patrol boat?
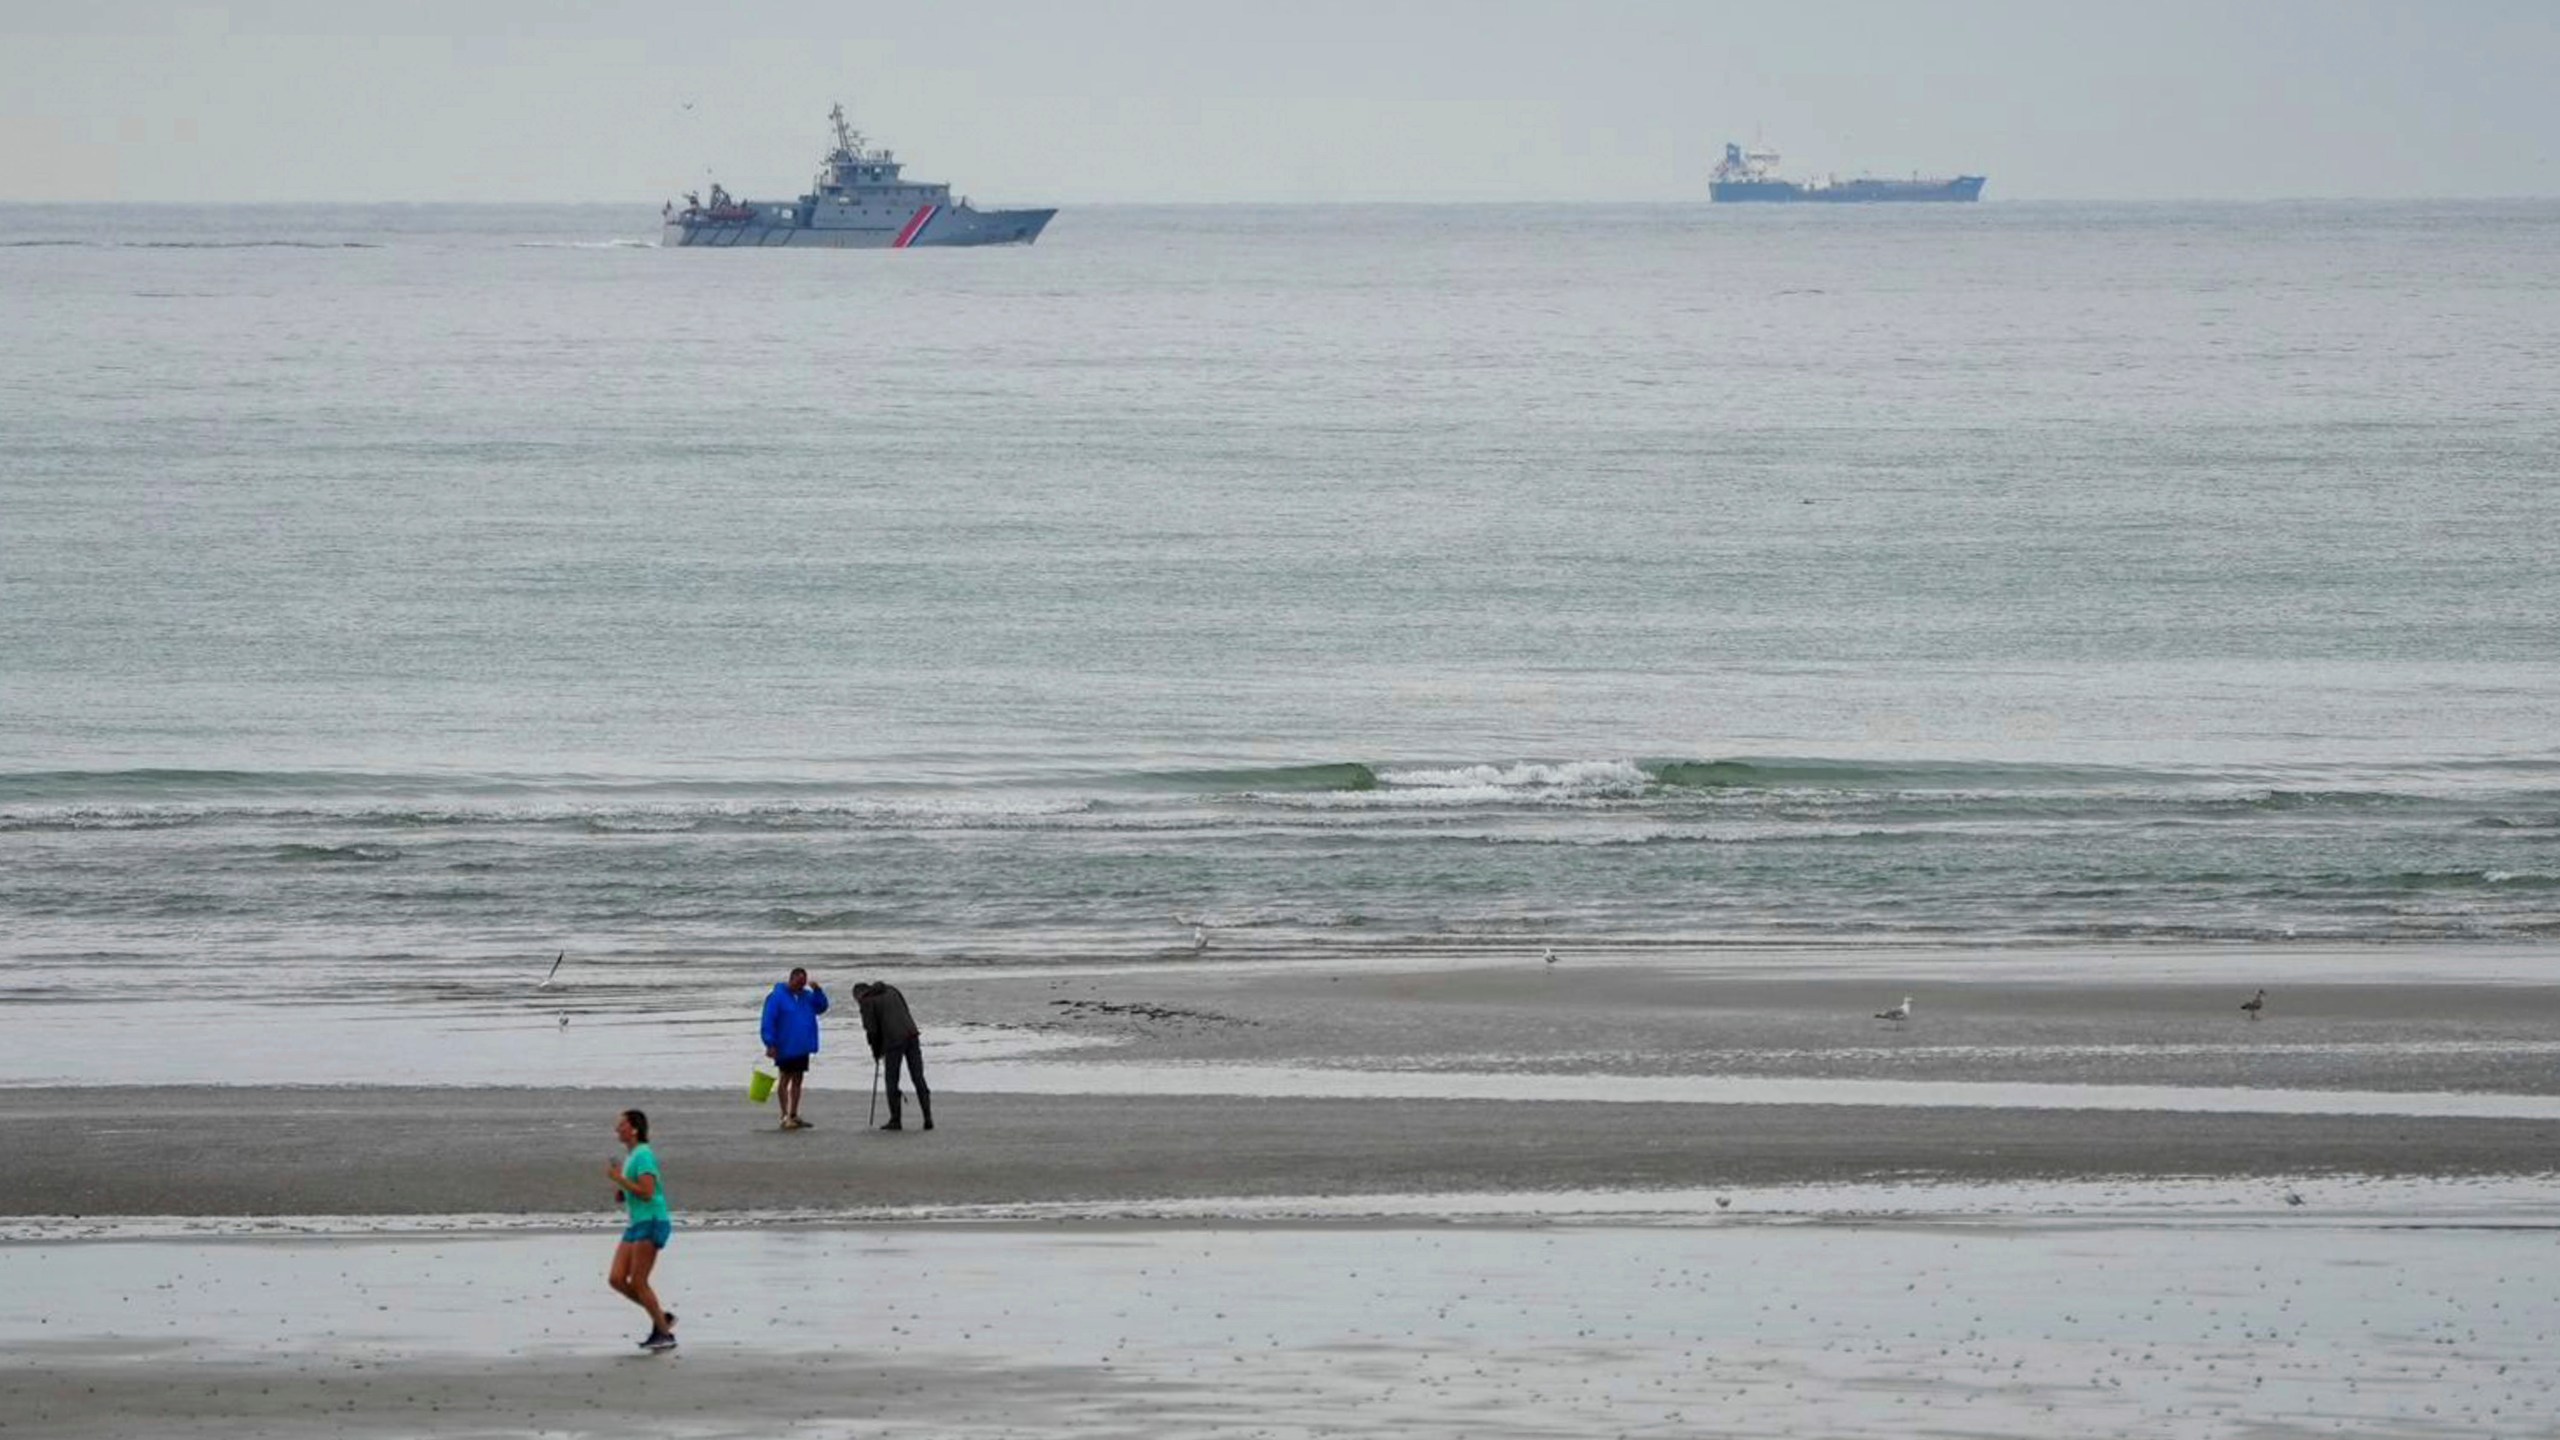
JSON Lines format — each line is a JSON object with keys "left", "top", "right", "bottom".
{"left": 662, "top": 104, "right": 1056, "bottom": 248}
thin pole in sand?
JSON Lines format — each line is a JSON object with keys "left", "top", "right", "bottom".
{"left": 869, "top": 1057, "right": 881, "bottom": 1129}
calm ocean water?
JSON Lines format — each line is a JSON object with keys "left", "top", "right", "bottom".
{"left": 5, "top": 201, "right": 2558, "bottom": 1010}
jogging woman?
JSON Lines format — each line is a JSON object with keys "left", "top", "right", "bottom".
{"left": 606, "top": 1108, "right": 677, "bottom": 1350}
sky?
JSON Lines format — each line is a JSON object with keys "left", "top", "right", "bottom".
{"left": 3, "top": 0, "right": 2556, "bottom": 203}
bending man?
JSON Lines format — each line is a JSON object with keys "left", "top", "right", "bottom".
{"left": 854, "top": 980, "right": 932, "bottom": 1132}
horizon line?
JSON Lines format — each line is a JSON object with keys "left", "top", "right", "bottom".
{"left": 7, "top": 194, "right": 2560, "bottom": 207}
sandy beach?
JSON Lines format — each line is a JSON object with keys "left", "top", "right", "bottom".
{"left": 9, "top": 952, "right": 2560, "bottom": 1436}
{"left": 6, "top": 1086, "right": 2560, "bottom": 1219}
{"left": 8, "top": 1205, "right": 2560, "bottom": 1439}
{"left": 15, "top": 953, "right": 2560, "bottom": 1216}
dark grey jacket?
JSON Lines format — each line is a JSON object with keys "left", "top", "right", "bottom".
{"left": 856, "top": 983, "right": 919, "bottom": 1055}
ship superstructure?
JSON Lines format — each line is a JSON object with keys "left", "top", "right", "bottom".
{"left": 1710, "top": 141, "right": 1984, "bottom": 203}
{"left": 663, "top": 104, "right": 1056, "bottom": 248}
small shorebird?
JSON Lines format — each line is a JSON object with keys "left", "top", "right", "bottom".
{"left": 557, "top": 1012, "right": 570, "bottom": 1029}
{"left": 2241, "top": 988, "right": 2267, "bottom": 1020}
{"left": 1875, "top": 996, "right": 1913, "bottom": 1023}
{"left": 1191, "top": 925, "right": 1209, "bottom": 953}
{"left": 1542, "top": 946, "right": 1557, "bottom": 965}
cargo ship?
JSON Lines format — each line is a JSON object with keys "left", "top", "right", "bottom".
{"left": 1709, "top": 141, "right": 1984, "bottom": 203}
{"left": 662, "top": 103, "right": 1055, "bottom": 248}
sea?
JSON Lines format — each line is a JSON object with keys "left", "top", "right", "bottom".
{"left": 5, "top": 200, "right": 2559, "bottom": 1055}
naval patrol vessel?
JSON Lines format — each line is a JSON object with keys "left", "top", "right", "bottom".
{"left": 662, "top": 104, "right": 1056, "bottom": 248}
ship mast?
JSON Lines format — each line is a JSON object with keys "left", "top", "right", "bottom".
{"left": 829, "top": 102, "right": 862, "bottom": 159}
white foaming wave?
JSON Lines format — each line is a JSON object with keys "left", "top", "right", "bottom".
{"left": 1256, "top": 760, "right": 1654, "bottom": 810}
{"left": 573, "top": 799, "right": 1121, "bottom": 834}
{"left": 1248, "top": 784, "right": 1563, "bottom": 811}
{"left": 1469, "top": 822, "right": 1927, "bottom": 847}
{"left": 1380, "top": 760, "right": 1652, "bottom": 795}
{"left": 0, "top": 806, "right": 202, "bottom": 831}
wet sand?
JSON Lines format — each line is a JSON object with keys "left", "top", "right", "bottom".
{"left": 8, "top": 1218, "right": 2557, "bottom": 1439}
{"left": 6, "top": 1086, "right": 2559, "bottom": 1218}
{"left": 13, "top": 958, "right": 2560, "bottom": 1217}
{"left": 12, "top": 954, "right": 2560, "bottom": 1437}
{"left": 964, "top": 955, "right": 2560, "bottom": 1094}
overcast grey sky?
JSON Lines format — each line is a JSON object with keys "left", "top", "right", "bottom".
{"left": 4, "top": 0, "right": 2555, "bottom": 203}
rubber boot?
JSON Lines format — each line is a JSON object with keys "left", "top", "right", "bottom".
{"left": 919, "top": 1092, "right": 934, "bottom": 1132}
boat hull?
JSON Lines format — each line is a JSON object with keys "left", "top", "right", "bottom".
{"left": 661, "top": 205, "right": 1057, "bottom": 248}
{"left": 1711, "top": 177, "right": 1985, "bottom": 203}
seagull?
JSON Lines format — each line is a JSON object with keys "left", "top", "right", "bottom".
{"left": 557, "top": 1012, "right": 570, "bottom": 1030}
{"left": 1191, "top": 926, "right": 1209, "bottom": 953}
{"left": 1875, "top": 996, "right": 1913, "bottom": 1023}
{"left": 1714, "top": 1195, "right": 1732, "bottom": 1210}
{"left": 2284, "top": 1190, "right": 2305, "bottom": 1207}
{"left": 2241, "top": 988, "right": 2266, "bottom": 1020}
{"left": 535, "top": 951, "right": 565, "bottom": 990}
{"left": 1542, "top": 946, "right": 1558, "bottom": 965}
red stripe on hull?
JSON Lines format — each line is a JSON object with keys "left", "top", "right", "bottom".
{"left": 891, "top": 205, "right": 939, "bottom": 249}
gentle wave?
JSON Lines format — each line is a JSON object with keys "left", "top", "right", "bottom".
{"left": 2372, "top": 868, "right": 2560, "bottom": 892}
{"left": 0, "top": 785, "right": 2544, "bottom": 835}
{"left": 773, "top": 908, "right": 866, "bottom": 931}
{"left": 1130, "top": 762, "right": 1380, "bottom": 793}
{"left": 0, "top": 768, "right": 456, "bottom": 802}
{"left": 1645, "top": 757, "right": 2156, "bottom": 790}
{"left": 0, "top": 239, "right": 383, "bottom": 249}
{"left": 272, "top": 843, "right": 402, "bottom": 864}
{"left": 11, "top": 756, "right": 2557, "bottom": 808}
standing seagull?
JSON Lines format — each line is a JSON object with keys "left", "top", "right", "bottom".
{"left": 535, "top": 951, "right": 565, "bottom": 991}
{"left": 1542, "top": 946, "right": 1557, "bottom": 965}
{"left": 1875, "top": 996, "right": 1913, "bottom": 1023}
{"left": 2241, "top": 988, "right": 2266, "bottom": 1020}
{"left": 1191, "top": 926, "right": 1209, "bottom": 953}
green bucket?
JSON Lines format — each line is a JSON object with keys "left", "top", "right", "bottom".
{"left": 747, "top": 1060, "right": 779, "bottom": 1105}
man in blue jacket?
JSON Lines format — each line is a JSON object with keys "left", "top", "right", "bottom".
{"left": 759, "top": 968, "right": 829, "bottom": 1131}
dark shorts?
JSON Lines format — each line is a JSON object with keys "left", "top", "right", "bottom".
{"left": 621, "top": 1218, "right": 672, "bottom": 1248}
{"left": 775, "top": 1054, "right": 811, "bottom": 1075}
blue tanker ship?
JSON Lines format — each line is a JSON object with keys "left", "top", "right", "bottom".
{"left": 1710, "top": 141, "right": 1985, "bottom": 203}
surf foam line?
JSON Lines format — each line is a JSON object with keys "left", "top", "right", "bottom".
{"left": 13, "top": 1174, "right": 2560, "bottom": 1242}
{"left": 958, "top": 1059, "right": 2560, "bottom": 1120}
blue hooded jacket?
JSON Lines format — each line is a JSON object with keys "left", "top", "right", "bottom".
{"left": 760, "top": 981, "right": 829, "bottom": 1058}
